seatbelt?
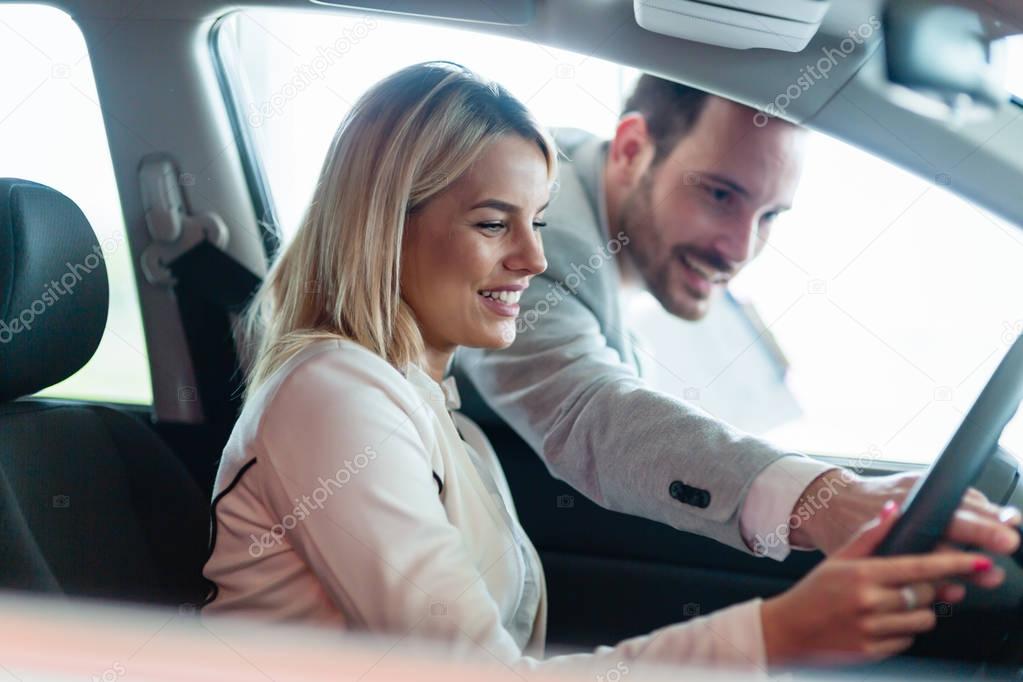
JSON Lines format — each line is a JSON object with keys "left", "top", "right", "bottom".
{"left": 166, "top": 240, "right": 262, "bottom": 423}
{"left": 138, "top": 154, "right": 265, "bottom": 424}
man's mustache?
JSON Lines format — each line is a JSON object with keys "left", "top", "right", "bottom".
{"left": 671, "top": 246, "right": 737, "bottom": 278}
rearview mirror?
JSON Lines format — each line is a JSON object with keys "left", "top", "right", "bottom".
{"left": 883, "top": 0, "right": 1019, "bottom": 122}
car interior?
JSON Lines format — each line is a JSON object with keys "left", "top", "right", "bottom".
{"left": 3, "top": 0, "right": 1023, "bottom": 677}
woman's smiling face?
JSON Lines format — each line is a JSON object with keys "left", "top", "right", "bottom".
{"left": 401, "top": 134, "right": 551, "bottom": 355}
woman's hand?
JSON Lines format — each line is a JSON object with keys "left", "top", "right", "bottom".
{"left": 761, "top": 501, "right": 998, "bottom": 666}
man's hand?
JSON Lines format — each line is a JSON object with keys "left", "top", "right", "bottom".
{"left": 787, "top": 469, "right": 1021, "bottom": 577}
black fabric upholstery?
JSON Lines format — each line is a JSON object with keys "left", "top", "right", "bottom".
{"left": 0, "top": 401, "right": 209, "bottom": 605}
{"left": 0, "top": 178, "right": 108, "bottom": 402}
{"left": 0, "top": 461, "right": 61, "bottom": 594}
{"left": 0, "top": 178, "right": 210, "bottom": 606}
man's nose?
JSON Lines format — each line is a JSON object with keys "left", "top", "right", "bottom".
{"left": 712, "top": 213, "right": 759, "bottom": 267}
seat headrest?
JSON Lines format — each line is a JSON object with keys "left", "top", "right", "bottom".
{"left": 0, "top": 179, "right": 109, "bottom": 402}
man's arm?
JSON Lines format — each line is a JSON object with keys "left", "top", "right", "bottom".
{"left": 458, "top": 275, "right": 808, "bottom": 554}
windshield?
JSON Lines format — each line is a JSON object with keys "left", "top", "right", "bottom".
{"left": 1006, "top": 34, "right": 1023, "bottom": 100}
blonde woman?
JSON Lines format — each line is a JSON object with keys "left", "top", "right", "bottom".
{"left": 202, "top": 62, "right": 998, "bottom": 673}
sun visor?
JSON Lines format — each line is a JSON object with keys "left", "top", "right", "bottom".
{"left": 634, "top": 0, "right": 830, "bottom": 52}
{"left": 310, "top": 0, "right": 534, "bottom": 25}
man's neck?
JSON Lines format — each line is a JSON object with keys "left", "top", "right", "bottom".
{"left": 602, "top": 157, "right": 645, "bottom": 301}
{"left": 616, "top": 251, "right": 647, "bottom": 312}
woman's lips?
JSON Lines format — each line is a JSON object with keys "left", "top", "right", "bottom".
{"left": 478, "top": 292, "right": 519, "bottom": 317}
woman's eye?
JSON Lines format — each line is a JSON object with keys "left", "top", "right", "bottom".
{"left": 477, "top": 221, "right": 506, "bottom": 233}
{"left": 532, "top": 220, "right": 547, "bottom": 231}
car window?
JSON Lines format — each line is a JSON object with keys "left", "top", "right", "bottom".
{"left": 0, "top": 5, "right": 152, "bottom": 405}
{"left": 212, "top": 9, "right": 640, "bottom": 239}
{"left": 215, "top": 8, "right": 1023, "bottom": 465}
{"left": 630, "top": 130, "right": 1023, "bottom": 465}
{"left": 1005, "top": 35, "right": 1023, "bottom": 100}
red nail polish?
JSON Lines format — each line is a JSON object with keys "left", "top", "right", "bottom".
{"left": 880, "top": 500, "right": 897, "bottom": 520}
{"left": 973, "top": 558, "right": 993, "bottom": 573}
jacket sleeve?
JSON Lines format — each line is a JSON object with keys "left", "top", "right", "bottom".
{"left": 255, "top": 349, "right": 769, "bottom": 675}
{"left": 458, "top": 270, "right": 799, "bottom": 554}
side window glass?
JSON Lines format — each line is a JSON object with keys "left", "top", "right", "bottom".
{"left": 0, "top": 5, "right": 152, "bottom": 404}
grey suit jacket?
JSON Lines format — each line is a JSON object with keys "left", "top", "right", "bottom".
{"left": 457, "top": 129, "right": 795, "bottom": 553}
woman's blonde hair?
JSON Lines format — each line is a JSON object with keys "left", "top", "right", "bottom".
{"left": 242, "top": 61, "right": 557, "bottom": 399}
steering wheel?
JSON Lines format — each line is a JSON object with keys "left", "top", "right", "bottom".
{"left": 859, "top": 333, "right": 1023, "bottom": 674}
{"left": 873, "top": 332, "right": 1023, "bottom": 558}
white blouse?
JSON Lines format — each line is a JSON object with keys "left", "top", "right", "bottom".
{"left": 202, "top": 339, "right": 767, "bottom": 674}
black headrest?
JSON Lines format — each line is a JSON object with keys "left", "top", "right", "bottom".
{"left": 0, "top": 179, "right": 109, "bottom": 402}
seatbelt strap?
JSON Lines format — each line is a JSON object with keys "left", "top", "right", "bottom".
{"left": 166, "top": 240, "right": 262, "bottom": 422}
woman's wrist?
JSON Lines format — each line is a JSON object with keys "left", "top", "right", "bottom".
{"left": 760, "top": 593, "right": 798, "bottom": 666}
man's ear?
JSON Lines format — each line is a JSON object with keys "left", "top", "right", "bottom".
{"left": 607, "top": 112, "right": 656, "bottom": 187}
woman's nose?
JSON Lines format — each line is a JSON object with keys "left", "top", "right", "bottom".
{"left": 507, "top": 227, "right": 547, "bottom": 275}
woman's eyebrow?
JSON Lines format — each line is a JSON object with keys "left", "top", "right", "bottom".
{"left": 470, "top": 198, "right": 519, "bottom": 212}
{"left": 469, "top": 198, "right": 552, "bottom": 213}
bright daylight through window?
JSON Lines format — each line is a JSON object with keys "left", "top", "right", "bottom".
{"left": 0, "top": 5, "right": 152, "bottom": 404}
{"left": 216, "top": 9, "right": 1023, "bottom": 465}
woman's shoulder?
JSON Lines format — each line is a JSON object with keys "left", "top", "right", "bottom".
{"left": 241, "top": 338, "right": 430, "bottom": 442}
{"left": 213, "top": 339, "right": 436, "bottom": 498}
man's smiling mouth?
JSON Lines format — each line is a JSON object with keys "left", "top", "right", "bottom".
{"left": 678, "top": 252, "right": 731, "bottom": 285}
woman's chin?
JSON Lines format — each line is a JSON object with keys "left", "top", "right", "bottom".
{"left": 462, "top": 324, "right": 518, "bottom": 350}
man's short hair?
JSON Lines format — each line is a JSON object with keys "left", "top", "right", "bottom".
{"left": 622, "top": 74, "right": 711, "bottom": 165}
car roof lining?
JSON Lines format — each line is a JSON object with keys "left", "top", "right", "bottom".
{"left": 31, "top": 0, "right": 1023, "bottom": 236}
{"left": 53, "top": 0, "right": 882, "bottom": 125}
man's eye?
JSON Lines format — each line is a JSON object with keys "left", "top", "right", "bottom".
{"left": 532, "top": 220, "right": 547, "bottom": 231}
{"left": 703, "top": 184, "right": 732, "bottom": 203}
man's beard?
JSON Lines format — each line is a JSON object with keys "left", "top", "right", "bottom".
{"left": 618, "top": 172, "right": 661, "bottom": 289}
{"left": 617, "top": 173, "right": 714, "bottom": 322}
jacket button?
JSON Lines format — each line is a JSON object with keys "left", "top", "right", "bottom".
{"left": 669, "top": 480, "right": 711, "bottom": 509}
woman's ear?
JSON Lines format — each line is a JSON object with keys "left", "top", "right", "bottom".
{"left": 607, "top": 113, "right": 656, "bottom": 188}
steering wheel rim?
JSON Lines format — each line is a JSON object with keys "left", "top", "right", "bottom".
{"left": 874, "top": 332, "right": 1023, "bottom": 557}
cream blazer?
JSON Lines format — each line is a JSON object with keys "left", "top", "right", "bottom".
{"left": 202, "top": 339, "right": 767, "bottom": 674}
